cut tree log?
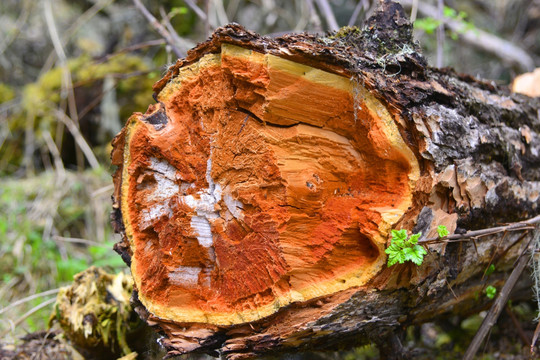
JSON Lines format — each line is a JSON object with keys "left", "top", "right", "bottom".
{"left": 111, "top": 1, "right": 540, "bottom": 358}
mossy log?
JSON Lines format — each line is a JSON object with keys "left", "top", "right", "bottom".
{"left": 111, "top": 2, "right": 540, "bottom": 358}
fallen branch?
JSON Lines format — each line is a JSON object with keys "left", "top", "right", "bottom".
{"left": 420, "top": 215, "right": 540, "bottom": 244}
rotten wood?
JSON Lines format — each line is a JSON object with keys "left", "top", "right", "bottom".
{"left": 111, "top": 1, "right": 540, "bottom": 358}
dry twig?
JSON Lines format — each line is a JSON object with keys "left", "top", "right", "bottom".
{"left": 183, "top": 0, "right": 208, "bottom": 22}
{"left": 54, "top": 110, "right": 100, "bottom": 170}
{"left": 410, "top": 0, "right": 418, "bottom": 22}
{"left": 132, "top": 0, "right": 184, "bottom": 58}
{"left": 532, "top": 320, "right": 540, "bottom": 356}
{"left": 0, "top": 298, "right": 57, "bottom": 338}
{"left": 306, "top": 0, "right": 323, "bottom": 32}
{"left": 348, "top": 0, "right": 369, "bottom": 26}
{"left": 97, "top": 39, "right": 166, "bottom": 62}
{"left": 212, "top": 0, "right": 229, "bottom": 27}
{"left": 41, "top": 0, "right": 114, "bottom": 76}
{"left": 420, "top": 214, "right": 540, "bottom": 244}
{"left": 0, "top": 0, "right": 33, "bottom": 55}
{"left": 0, "top": 289, "right": 60, "bottom": 316}
{"left": 42, "top": 130, "right": 66, "bottom": 181}
{"left": 44, "top": 0, "right": 83, "bottom": 169}
{"left": 504, "top": 305, "right": 531, "bottom": 347}
{"left": 314, "top": 0, "right": 339, "bottom": 31}
{"left": 463, "top": 236, "right": 534, "bottom": 360}
{"left": 53, "top": 236, "right": 102, "bottom": 246}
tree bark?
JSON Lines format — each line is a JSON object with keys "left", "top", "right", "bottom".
{"left": 111, "top": 2, "right": 540, "bottom": 358}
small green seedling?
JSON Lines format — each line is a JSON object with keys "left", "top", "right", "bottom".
{"left": 437, "top": 225, "right": 449, "bottom": 238}
{"left": 385, "top": 229, "right": 427, "bottom": 267}
{"left": 485, "top": 285, "right": 497, "bottom": 299}
{"left": 484, "top": 264, "right": 495, "bottom": 276}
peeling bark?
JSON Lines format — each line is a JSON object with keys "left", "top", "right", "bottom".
{"left": 111, "top": 1, "right": 540, "bottom": 358}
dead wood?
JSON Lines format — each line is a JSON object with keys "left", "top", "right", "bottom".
{"left": 110, "top": 1, "right": 540, "bottom": 358}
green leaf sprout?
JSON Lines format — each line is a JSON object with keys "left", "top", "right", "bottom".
{"left": 484, "top": 264, "right": 495, "bottom": 276}
{"left": 437, "top": 225, "right": 449, "bottom": 238}
{"left": 414, "top": 6, "right": 477, "bottom": 39}
{"left": 385, "top": 230, "right": 427, "bottom": 267}
{"left": 485, "top": 285, "right": 497, "bottom": 299}
{"left": 413, "top": 17, "right": 441, "bottom": 34}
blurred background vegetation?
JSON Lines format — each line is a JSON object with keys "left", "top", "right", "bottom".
{"left": 0, "top": 0, "right": 539, "bottom": 357}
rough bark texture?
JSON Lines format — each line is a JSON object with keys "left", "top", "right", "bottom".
{"left": 111, "top": 2, "right": 540, "bottom": 358}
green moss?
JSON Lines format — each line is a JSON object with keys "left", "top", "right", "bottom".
{"left": 21, "top": 53, "right": 152, "bottom": 119}
{"left": 0, "top": 82, "right": 15, "bottom": 103}
{"left": 328, "top": 25, "right": 362, "bottom": 39}
{"left": 3, "top": 53, "right": 155, "bottom": 174}
{"left": 51, "top": 267, "right": 139, "bottom": 357}
{"left": 77, "top": 54, "right": 149, "bottom": 83}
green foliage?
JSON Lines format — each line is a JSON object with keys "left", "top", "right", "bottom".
{"left": 484, "top": 264, "right": 496, "bottom": 276}
{"left": 385, "top": 229, "right": 427, "bottom": 267}
{"left": 169, "top": 6, "right": 189, "bottom": 18}
{"left": 437, "top": 225, "right": 449, "bottom": 238}
{"left": 89, "top": 242, "right": 127, "bottom": 268}
{"left": 443, "top": 6, "right": 466, "bottom": 20}
{"left": 57, "top": 258, "right": 90, "bottom": 282}
{"left": 168, "top": 0, "right": 198, "bottom": 36}
{"left": 414, "top": 6, "right": 477, "bottom": 39}
{"left": 0, "top": 169, "right": 123, "bottom": 334}
{"left": 443, "top": 6, "right": 476, "bottom": 31}
{"left": 414, "top": 17, "right": 441, "bottom": 34}
{"left": 485, "top": 285, "right": 497, "bottom": 299}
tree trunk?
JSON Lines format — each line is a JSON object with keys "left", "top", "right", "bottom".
{"left": 111, "top": 2, "right": 540, "bottom": 358}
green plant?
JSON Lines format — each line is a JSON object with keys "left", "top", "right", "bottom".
{"left": 414, "top": 17, "right": 441, "bottom": 34}
{"left": 437, "top": 225, "right": 449, "bottom": 238}
{"left": 89, "top": 242, "right": 127, "bottom": 268}
{"left": 485, "top": 285, "right": 497, "bottom": 299}
{"left": 443, "top": 6, "right": 476, "bottom": 39}
{"left": 0, "top": 169, "right": 123, "bottom": 336}
{"left": 168, "top": 6, "right": 189, "bottom": 18}
{"left": 385, "top": 229, "right": 427, "bottom": 267}
{"left": 484, "top": 264, "right": 496, "bottom": 276}
{"left": 414, "top": 6, "right": 477, "bottom": 39}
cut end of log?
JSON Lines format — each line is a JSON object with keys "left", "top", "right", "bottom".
{"left": 112, "top": 41, "right": 420, "bottom": 325}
